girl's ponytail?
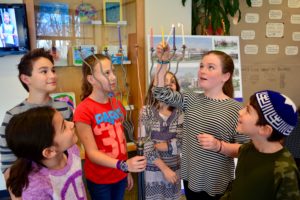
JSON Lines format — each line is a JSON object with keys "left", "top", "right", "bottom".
{"left": 6, "top": 158, "right": 33, "bottom": 197}
{"left": 5, "top": 107, "right": 56, "bottom": 196}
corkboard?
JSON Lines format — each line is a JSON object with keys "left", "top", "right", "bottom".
{"left": 231, "top": 1, "right": 300, "bottom": 106}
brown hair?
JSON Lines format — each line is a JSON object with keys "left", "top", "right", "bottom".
{"left": 145, "top": 71, "right": 180, "bottom": 111}
{"left": 6, "top": 107, "right": 56, "bottom": 197}
{"left": 203, "top": 50, "right": 234, "bottom": 98}
{"left": 18, "top": 48, "right": 54, "bottom": 92}
{"left": 80, "top": 54, "right": 111, "bottom": 101}
{"left": 249, "top": 94, "right": 284, "bottom": 141}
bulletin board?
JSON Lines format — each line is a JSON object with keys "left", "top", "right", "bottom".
{"left": 230, "top": 0, "right": 300, "bottom": 106}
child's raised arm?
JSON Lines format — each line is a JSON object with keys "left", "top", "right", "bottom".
{"left": 154, "top": 42, "right": 170, "bottom": 87}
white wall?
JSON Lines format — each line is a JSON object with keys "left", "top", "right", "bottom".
{"left": 145, "top": 0, "right": 191, "bottom": 36}
{"left": 144, "top": 0, "right": 191, "bottom": 84}
{"left": 0, "top": 0, "right": 24, "bottom": 192}
{"left": 0, "top": 55, "right": 27, "bottom": 121}
{"left": 0, "top": 54, "right": 27, "bottom": 190}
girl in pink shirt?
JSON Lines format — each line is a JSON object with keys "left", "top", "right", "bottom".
{"left": 5, "top": 106, "right": 87, "bottom": 200}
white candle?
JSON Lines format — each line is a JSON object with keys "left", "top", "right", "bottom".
{"left": 181, "top": 23, "right": 185, "bottom": 46}
{"left": 166, "top": 24, "right": 174, "bottom": 44}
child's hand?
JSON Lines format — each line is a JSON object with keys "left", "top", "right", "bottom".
{"left": 156, "top": 42, "right": 170, "bottom": 61}
{"left": 197, "top": 133, "right": 221, "bottom": 152}
{"left": 154, "top": 42, "right": 171, "bottom": 87}
{"left": 127, "top": 156, "right": 146, "bottom": 172}
{"left": 126, "top": 173, "right": 134, "bottom": 191}
{"left": 162, "top": 167, "right": 178, "bottom": 184}
{"left": 155, "top": 142, "right": 168, "bottom": 151}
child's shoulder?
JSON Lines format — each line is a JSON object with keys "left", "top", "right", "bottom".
{"left": 5, "top": 100, "right": 28, "bottom": 115}
{"left": 74, "top": 98, "right": 93, "bottom": 115}
{"left": 23, "top": 170, "right": 52, "bottom": 198}
{"left": 226, "top": 98, "right": 243, "bottom": 108}
{"left": 239, "top": 142, "right": 252, "bottom": 152}
{"left": 68, "top": 144, "right": 80, "bottom": 157}
{"left": 275, "top": 148, "right": 298, "bottom": 169}
{"left": 274, "top": 148, "right": 300, "bottom": 196}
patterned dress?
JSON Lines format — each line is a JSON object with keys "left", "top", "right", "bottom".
{"left": 141, "top": 106, "right": 184, "bottom": 200}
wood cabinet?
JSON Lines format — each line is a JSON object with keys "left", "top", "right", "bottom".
{"left": 25, "top": 0, "right": 146, "bottom": 137}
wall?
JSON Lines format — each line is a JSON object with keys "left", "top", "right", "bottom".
{"left": 0, "top": 0, "right": 24, "bottom": 192}
{"left": 145, "top": 0, "right": 191, "bottom": 84}
{"left": 145, "top": 0, "right": 191, "bottom": 36}
{"left": 231, "top": 1, "right": 300, "bottom": 106}
{"left": 0, "top": 56, "right": 27, "bottom": 190}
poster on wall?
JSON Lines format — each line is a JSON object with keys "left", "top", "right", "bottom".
{"left": 72, "top": 45, "right": 97, "bottom": 66}
{"left": 75, "top": 3, "right": 97, "bottom": 24}
{"left": 50, "top": 92, "right": 76, "bottom": 112}
{"left": 37, "top": 2, "right": 70, "bottom": 37}
{"left": 36, "top": 2, "right": 70, "bottom": 67}
{"left": 147, "top": 35, "right": 243, "bottom": 101}
{"left": 103, "top": 0, "right": 122, "bottom": 25}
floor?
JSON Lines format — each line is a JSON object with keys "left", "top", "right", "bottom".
{"left": 124, "top": 173, "right": 187, "bottom": 200}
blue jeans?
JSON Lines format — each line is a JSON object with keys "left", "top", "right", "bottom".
{"left": 86, "top": 177, "right": 127, "bottom": 200}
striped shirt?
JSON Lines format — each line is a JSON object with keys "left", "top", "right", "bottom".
{"left": 153, "top": 87, "right": 249, "bottom": 196}
{"left": 0, "top": 99, "right": 73, "bottom": 173}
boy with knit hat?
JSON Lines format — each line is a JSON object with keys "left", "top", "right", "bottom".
{"left": 221, "top": 90, "right": 300, "bottom": 200}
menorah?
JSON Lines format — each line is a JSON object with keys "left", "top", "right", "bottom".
{"left": 77, "top": 25, "right": 186, "bottom": 198}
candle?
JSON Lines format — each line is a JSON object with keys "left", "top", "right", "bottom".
{"left": 161, "top": 26, "right": 164, "bottom": 45}
{"left": 166, "top": 24, "right": 173, "bottom": 44}
{"left": 150, "top": 27, "right": 153, "bottom": 49}
{"left": 118, "top": 25, "right": 122, "bottom": 49}
{"left": 172, "top": 24, "right": 176, "bottom": 50}
{"left": 181, "top": 23, "right": 185, "bottom": 46}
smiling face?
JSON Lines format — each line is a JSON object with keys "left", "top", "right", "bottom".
{"left": 52, "top": 111, "right": 77, "bottom": 152}
{"left": 198, "top": 53, "right": 230, "bottom": 94}
{"left": 22, "top": 57, "right": 57, "bottom": 94}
